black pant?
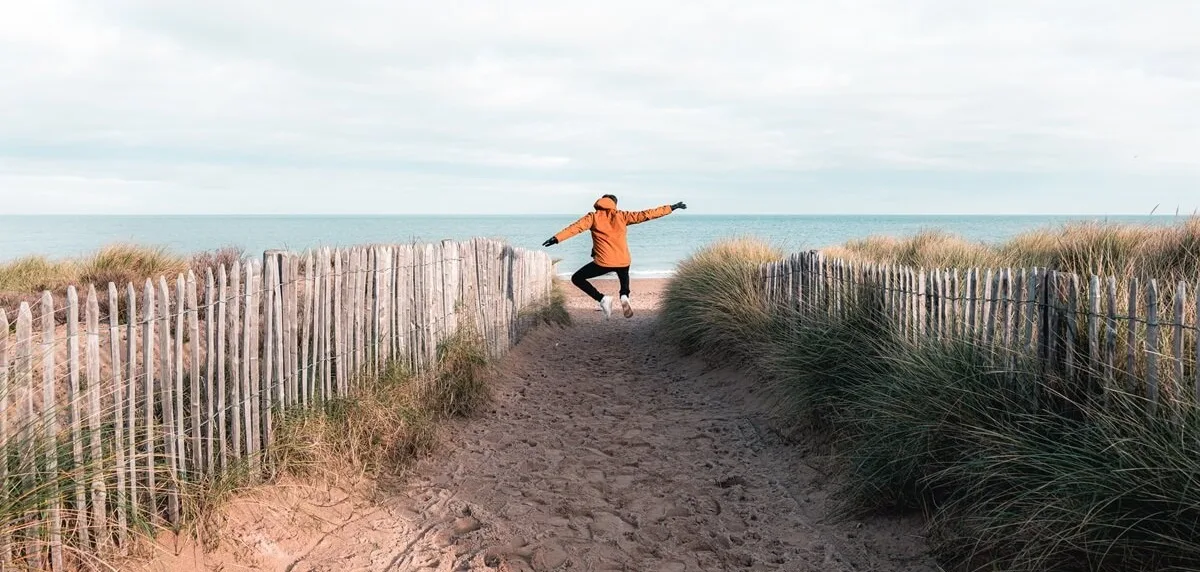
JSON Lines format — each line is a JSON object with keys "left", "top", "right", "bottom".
{"left": 571, "top": 262, "right": 630, "bottom": 302}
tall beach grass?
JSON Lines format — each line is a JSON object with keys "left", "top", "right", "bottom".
{"left": 660, "top": 235, "right": 1200, "bottom": 571}
{"left": 822, "top": 216, "right": 1200, "bottom": 283}
{"left": 0, "top": 244, "right": 245, "bottom": 325}
{"left": 660, "top": 237, "right": 781, "bottom": 365}
{"left": 268, "top": 329, "right": 490, "bottom": 483}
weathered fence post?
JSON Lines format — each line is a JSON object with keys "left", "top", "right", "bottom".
{"left": 1146, "top": 280, "right": 1160, "bottom": 415}
{"left": 1171, "top": 282, "right": 1186, "bottom": 411}
{"left": 67, "top": 287, "right": 91, "bottom": 550}
{"left": 41, "top": 291, "right": 64, "bottom": 572}
{"left": 85, "top": 286, "right": 107, "bottom": 549}
{"left": 1125, "top": 277, "right": 1140, "bottom": 393}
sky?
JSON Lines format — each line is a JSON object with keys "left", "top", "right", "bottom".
{"left": 1, "top": 1, "right": 1199, "bottom": 216}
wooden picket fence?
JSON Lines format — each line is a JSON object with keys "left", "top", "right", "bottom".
{"left": 0, "top": 238, "right": 554, "bottom": 571}
{"left": 761, "top": 251, "right": 1200, "bottom": 411}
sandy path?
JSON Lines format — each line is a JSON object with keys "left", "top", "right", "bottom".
{"left": 136, "top": 279, "right": 935, "bottom": 572}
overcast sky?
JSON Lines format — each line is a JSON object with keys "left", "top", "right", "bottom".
{"left": 2, "top": 1, "right": 1199, "bottom": 215}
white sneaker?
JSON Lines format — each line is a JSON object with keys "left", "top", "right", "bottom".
{"left": 620, "top": 295, "right": 633, "bottom": 318}
{"left": 599, "top": 296, "right": 613, "bottom": 319}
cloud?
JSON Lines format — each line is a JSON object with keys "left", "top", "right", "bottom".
{"left": 1, "top": 0, "right": 1198, "bottom": 214}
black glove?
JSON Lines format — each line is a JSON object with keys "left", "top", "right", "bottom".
{"left": 542, "top": 237, "right": 559, "bottom": 247}
{"left": 671, "top": 202, "right": 687, "bottom": 211}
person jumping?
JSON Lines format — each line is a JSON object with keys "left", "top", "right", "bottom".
{"left": 542, "top": 194, "right": 687, "bottom": 319}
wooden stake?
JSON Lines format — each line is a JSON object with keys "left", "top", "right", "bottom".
{"left": 109, "top": 283, "right": 128, "bottom": 552}
{"left": 187, "top": 271, "right": 202, "bottom": 477}
{"left": 86, "top": 286, "right": 107, "bottom": 549}
{"left": 204, "top": 269, "right": 216, "bottom": 475}
{"left": 158, "top": 277, "right": 180, "bottom": 525}
{"left": 142, "top": 280, "right": 156, "bottom": 521}
{"left": 67, "top": 287, "right": 91, "bottom": 549}
{"left": 1126, "top": 277, "right": 1140, "bottom": 393}
{"left": 41, "top": 291, "right": 64, "bottom": 571}
{"left": 1147, "top": 280, "right": 1160, "bottom": 413}
{"left": 216, "top": 265, "right": 229, "bottom": 470}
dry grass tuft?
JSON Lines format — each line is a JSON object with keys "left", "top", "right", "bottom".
{"left": 188, "top": 246, "right": 246, "bottom": 279}
{"left": 0, "top": 244, "right": 247, "bottom": 324}
{"left": 416, "top": 328, "right": 492, "bottom": 418}
{"left": 270, "top": 364, "right": 438, "bottom": 481}
{"left": 0, "top": 255, "right": 78, "bottom": 293}
{"left": 271, "top": 327, "right": 493, "bottom": 485}
{"left": 826, "top": 230, "right": 995, "bottom": 270}
{"left": 79, "top": 243, "right": 190, "bottom": 288}
{"left": 521, "top": 278, "right": 572, "bottom": 328}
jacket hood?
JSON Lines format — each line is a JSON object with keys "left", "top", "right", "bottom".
{"left": 594, "top": 197, "right": 617, "bottom": 211}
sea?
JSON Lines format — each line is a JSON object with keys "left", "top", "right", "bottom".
{"left": 0, "top": 215, "right": 1183, "bottom": 278}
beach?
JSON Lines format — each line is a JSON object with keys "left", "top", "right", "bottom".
{"left": 131, "top": 275, "right": 933, "bottom": 572}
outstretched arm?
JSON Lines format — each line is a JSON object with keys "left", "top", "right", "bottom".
{"left": 622, "top": 202, "right": 686, "bottom": 225}
{"left": 543, "top": 213, "right": 594, "bottom": 246}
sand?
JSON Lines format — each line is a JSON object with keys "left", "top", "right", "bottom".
{"left": 128, "top": 279, "right": 936, "bottom": 572}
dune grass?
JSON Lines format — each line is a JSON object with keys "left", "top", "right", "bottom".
{"left": 79, "top": 244, "right": 191, "bottom": 289}
{"left": 270, "top": 363, "right": 440, "bottom": 482}
{"left": 0, "top": 256, "right": 79, "bottom": 294}
{"left": 0, "top": 244, "right": 193, "bottom": 293}
{"left": 416, "top": 327, "right": 493, "bottom": 418}
{"left": 660, "top": 237, "right": 781, "bottom": 364}
{"left": 520, "top": 278, "right": 573, "bottom": 328}
{"left": 660, "top": 237, "right": 1200, "bottom": 572}
{"left": 0, "top": 244, "right": 245, "bottom": 325}
{"left": 822, "top": 216, "right": 1200, "bottom": 283}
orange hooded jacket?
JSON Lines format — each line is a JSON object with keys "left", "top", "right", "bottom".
{"left": 553, "top": 196, "right": 674, "bottom": 268}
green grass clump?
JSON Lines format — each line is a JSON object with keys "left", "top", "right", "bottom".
{"left": 522, "top": 279, "right": 572, "bottom": 327}
{"left": 417, "top": 328, "right": 492, "bottom": 418}
{"left": 756, "top": 302, "right": 899, "bottom": 434}
{"left": 659, "top": 237, "right": 781, "bottom": 363}
{"left": 928, "top": 392, "right": 1200, "bottom": 571}
{"left": 660, "top": 236, "right": 1200, "bottom": 572}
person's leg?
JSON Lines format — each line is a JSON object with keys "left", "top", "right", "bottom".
{"left": 616, "top": 267, "right": 631, "bottom": 298}
{"left": 573, "top": 262, "right": 618, "bottom": 318}
{"left": 571, "top": 262, "right": 608, "bottom": 301}
{"left": 616, "top": 266, "right": 633, "bottom": 318}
